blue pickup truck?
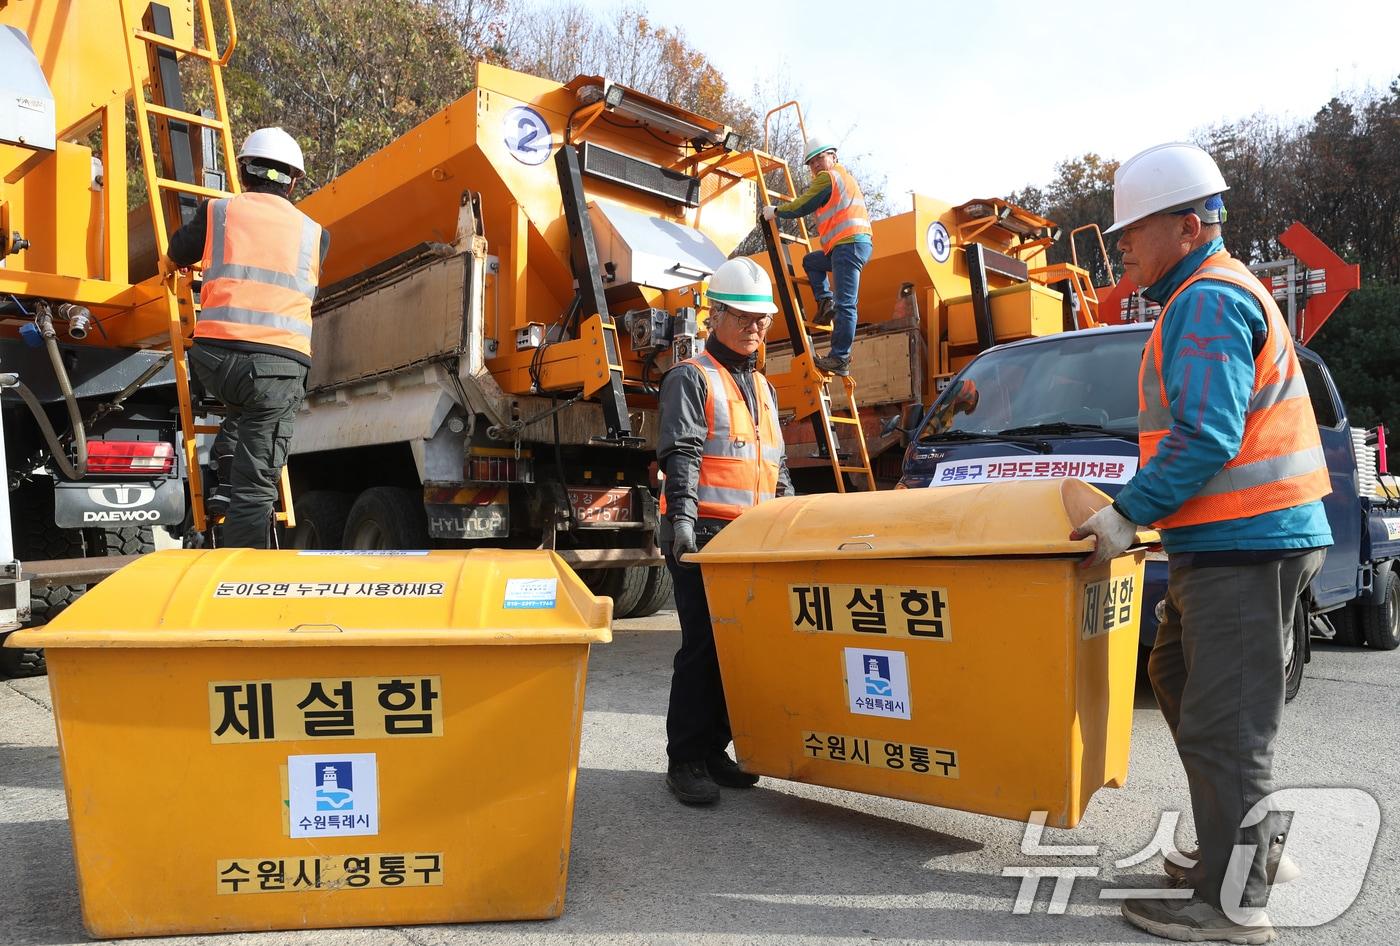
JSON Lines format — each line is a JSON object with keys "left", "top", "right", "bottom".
{"left": 898, "top": 322, "right": 1400, "bottom": 701}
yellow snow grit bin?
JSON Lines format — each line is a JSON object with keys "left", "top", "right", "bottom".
{"left": 3, "top": 548, "right": 611, "bottom": 938}
{"left": 688, "top": 478, "right": 1152, "bottom": 828}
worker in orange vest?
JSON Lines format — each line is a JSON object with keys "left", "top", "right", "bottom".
{"left": 162, "top": 127, "right": 328, "bottom": 548}
{"left": 761, "top": 134, "right": 872, "bottom": 377}
{"left": 658, "top": 258, "right": 794, "bottom": 805}
{"left": 1072, "top": 142, "right": 1331, "bottom": 944}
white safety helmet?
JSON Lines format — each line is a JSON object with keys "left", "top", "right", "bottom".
{"left": 1105, "top": 142, "right": 1229, "bottom": 234}
{"left": 237, "top": 127, "right": 306, "bottom": 177}
{"left": 803, "top": 135, "right": 837, "bottom": 165}
{"left": 707, "top": 258, "right": 778, "bottom": 315}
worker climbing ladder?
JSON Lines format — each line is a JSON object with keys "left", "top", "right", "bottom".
{"left": 120, "top": 0, "right": 294, "bottom": 535}
{"left": 738, "top": 104, "right": 876, "bottom": 493}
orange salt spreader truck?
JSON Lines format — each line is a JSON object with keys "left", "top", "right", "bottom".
{"left": 752, "top": 187, "right": 1112, "bottom": 489}
{"left": 280, "top": 63, "right": 846, "bottom": 617}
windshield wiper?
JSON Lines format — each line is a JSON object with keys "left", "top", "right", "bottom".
{"left": 998, "top": 422, "right": 1138, "bottom": 443}
{"left": 920, "top": 430, "right": 1051, "bottom": 452}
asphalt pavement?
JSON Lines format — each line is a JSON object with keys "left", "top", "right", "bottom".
{"left": 1, "top": 613, "right": 1395, "bottom": 946}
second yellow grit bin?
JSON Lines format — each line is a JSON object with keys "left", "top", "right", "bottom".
{"left": 4, "top": 548, "right": 610, "bottom": 938}
{"left": 689, "top": 478, "right": 1150, "bottom": 828}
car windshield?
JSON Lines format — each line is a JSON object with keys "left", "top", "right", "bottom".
{"left": 920, "top": 331, "right": 1146, "bottom": 442}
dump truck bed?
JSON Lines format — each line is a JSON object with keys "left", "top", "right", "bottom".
{"left": 299, "top": 243, "right": 658, "bottom": 455}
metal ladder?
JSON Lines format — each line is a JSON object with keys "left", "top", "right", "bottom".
{"left": 745, "top": 104, "right": 875, "bottom": 492}
{"left": 121, "top": 0, "right": 294, "bottom": 534}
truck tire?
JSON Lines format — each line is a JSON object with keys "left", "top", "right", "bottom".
{"left": 612, "top": 566, "right": 651, "bottom": 618}
{"left": 0, "top": 637, "right": 45, "bottom": 678}
{"left": 12, "top": 485, "right": 86, "bottom": 638}
{"left": 1285, "top": 597, "right": 1306, "bottom": 703}
{"left": 285, "top": 491, "right": 354, "bottom": 549}
{"left": 5, "top": 489, "right": 153, "bottom": 676}
{"left": 1361, "top": 569, "right": 1400, "bottom": 651}
{"left": 582, "top": 567, "right": 625, "bottom": 599}
{"left": 85, "top": 525, "right": 156, "bottom": 559}
{"left": 344, "top": 487, "right": 429, "bottom": 550}
{"left": 630, "top": 565, "right": 673, "bottom": 618}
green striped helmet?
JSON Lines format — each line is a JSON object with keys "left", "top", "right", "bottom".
{"left": 707, "top": 258, "right": 778, "bottom": 315}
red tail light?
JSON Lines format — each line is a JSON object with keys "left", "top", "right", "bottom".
{"left": 464, "top": 449, "right": 534, "bottom": 484}
{"left": 87, "top": 440, "right": 175, "bottom": 475}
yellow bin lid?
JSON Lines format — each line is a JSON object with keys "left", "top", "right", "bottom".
{"left": 689, "top": 478, "right": 1156, "bottom": 564}
{"left": 7, "top": 548, "right": 611, "bottom": 649}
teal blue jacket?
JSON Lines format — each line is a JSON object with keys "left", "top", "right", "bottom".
{"left": 1113, "top": 238, "right": 1332, "bottom": 553}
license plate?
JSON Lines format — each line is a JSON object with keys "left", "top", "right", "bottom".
{"left": 568, "top": 487, "right": 636, "bottom": 524}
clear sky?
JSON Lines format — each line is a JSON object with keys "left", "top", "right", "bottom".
{"left": 621, "top": 0, "right": 1399, "bottom": 211}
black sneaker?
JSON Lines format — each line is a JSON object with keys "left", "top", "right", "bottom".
{"left": 813, "top": 354, "right": 850, "bottom": 376}
{"left": 666, "top": 760, "right": 719, "bottom": 805}
{"left": 706, "top": 751, "right": 759, "bottom": 788}
{"left": 205, "top": 487, "right": 231, "bottom": 519}
{"left": 813, "top": 298, "right": 835, "bottom": 326}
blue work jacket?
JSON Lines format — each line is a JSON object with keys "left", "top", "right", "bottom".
{"left": 1113, "top": 238, "right": 1332, "bottom": 553}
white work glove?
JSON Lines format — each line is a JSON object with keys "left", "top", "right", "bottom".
{"left": 671, "top": 519, "right": 698, "bottom": 566}
{"left": 760, "top": 205, "right": 777, "bottom": 222}
{"left": 1070, "top": 504, "right": 1138, "bottom": 568}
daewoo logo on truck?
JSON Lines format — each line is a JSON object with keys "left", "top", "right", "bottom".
{"left": 82, "top": 485, "right": 159, "bottom": 523}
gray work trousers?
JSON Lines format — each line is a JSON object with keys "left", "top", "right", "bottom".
{"left": 188, "top": 344, "right": 307, "bottom": 549}
{"left": 1148, "top": 548, "right": 1325, "bottom": 909}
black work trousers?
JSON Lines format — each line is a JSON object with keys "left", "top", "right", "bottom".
{"left": 189, "top": 343, "right": 307, "bottom": 549}
{"left": 664, "top": 551, "right": 733, "bottom": 762}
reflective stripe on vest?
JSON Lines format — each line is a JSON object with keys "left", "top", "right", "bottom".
{"left": 196, "top": 192, "right": 322, "bottom": 358}
{"left": 659, "top": 353, "right": 783, "bottom": 521}
{"left": 1137, "top": 251, "right": 1330, "bottom": 529}
{"left": 810, "top": 164, "right": 872, "bottom": 253}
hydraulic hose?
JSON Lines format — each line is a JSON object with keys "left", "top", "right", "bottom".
{"left": 32, "top": 304, "right": 88, "bottom": 478}
{"left": 9, "top": 376, "right": 83, "bottom": 481}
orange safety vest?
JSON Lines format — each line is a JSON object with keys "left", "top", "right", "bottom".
{"left": 196, "top": 192, "right": 322, "bottom": 358}
{"left": 659, "top": 352, "right": 784, "bottom": 521}
{"left": 810, "top": 164, "right": 872, "bottom": 253}
{"left": 1138, "top": 251, "right": 1330, "bottom": 529}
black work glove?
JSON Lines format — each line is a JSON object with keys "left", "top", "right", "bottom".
{"left": 672, "top": 519, "right": 698, "bottom": 567}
